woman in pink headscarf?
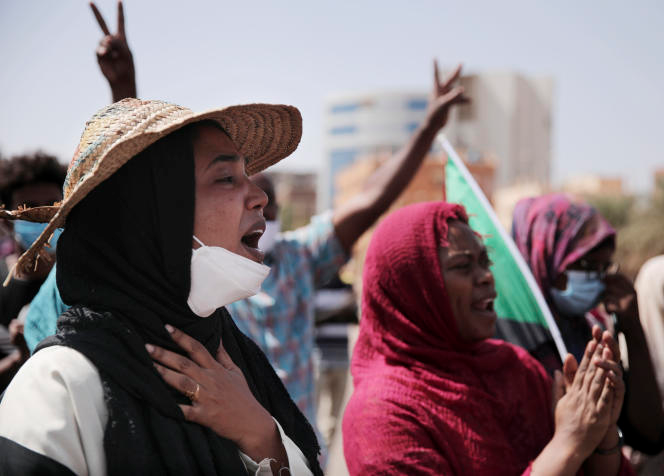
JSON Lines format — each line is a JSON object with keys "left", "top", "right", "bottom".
{"left": 511, "top": 194, "right": 664, "bottom": 453}
{"left": 342, "top": 202, "right": 632, "bottom": 475}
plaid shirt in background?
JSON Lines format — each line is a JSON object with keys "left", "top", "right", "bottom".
{"left": 227, "top": 211, "right": 348, "bottom": 429}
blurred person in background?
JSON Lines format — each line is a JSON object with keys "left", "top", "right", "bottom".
{"left": 343, "top": 201, "right": 632, "bottom": 475}
{"left": 632, "top": 255, "right": 664, "bottom": 475}
{"left": 312, "top": 275, "right": 357, "bottom": 447}
{"left": 635, "top": 255, "right": 664, "bottom": 406}
{"left": 0, "top": 153, "right": 66, "bottom": 390}
{"left": 511, "top": 194, "right": 664, "bottom": 454}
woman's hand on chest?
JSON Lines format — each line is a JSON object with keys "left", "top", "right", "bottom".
{"left": 145, "top": 325, "right": 286, "bottom": 463}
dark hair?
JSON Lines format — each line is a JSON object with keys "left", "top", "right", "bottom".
{"left": 0, "top": 152, "right": 67, "bottom": 207}
{"left": 190, "top": 119, "right": 230, "bottom": 140}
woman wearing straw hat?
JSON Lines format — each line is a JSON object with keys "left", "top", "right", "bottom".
{"left": 0, "top": 98, "right": 321, "bottom": 475}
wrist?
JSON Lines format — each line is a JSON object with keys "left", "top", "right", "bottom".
{"left": 420, "top": 114, "right": 445, "bottom": 136}
{"left": 595, "top": 425, "right": 622, "bottom": 454}
{"left": 551, "top": 433, "right": 586, "bottom": 467}
{"left": 237, "top": 411, "right": 278, "bottom": 459}
{"left": 532, "top": 434, "right": 585, "bottom": 476}
{"left": 110, "top": 76, "right": 137, "bottom": 100}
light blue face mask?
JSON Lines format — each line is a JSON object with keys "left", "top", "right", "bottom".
{"left": 550, "top": 270, "right": 605, "bottom": 316}
{"left": 14, "top": 220, "right": 63, "bottom": 253}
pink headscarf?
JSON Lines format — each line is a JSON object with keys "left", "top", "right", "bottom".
{"left": 511, "top": 194, "right": 616, "bottom": 299}
{"left": 343, "top": 202, "right": 554, "bottom": 475}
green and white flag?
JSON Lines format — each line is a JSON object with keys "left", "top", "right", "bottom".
{"left": 440, "top": 136, "right": 567, "bottom": 363}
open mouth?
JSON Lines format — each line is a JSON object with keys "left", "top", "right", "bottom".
{"left": 241, "top": 230, "right": 263, "bottom": 249}
{"left": 472, "top": 297, "right": 497, "bottom": 317}
{"left": 240, "top": 224, "right": 266, "bottom": 262}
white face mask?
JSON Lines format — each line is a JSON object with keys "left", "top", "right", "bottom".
{"left": 259, "top": 219, "right": 281, "bottom": 254}
{"left": 187, "top": 236, "right": 271, "bottom": 317}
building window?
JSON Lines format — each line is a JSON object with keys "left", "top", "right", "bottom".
{"left": 330, "top": 103, "right": 361, "bottom": 114}
{"left": 329, "top": 125, "right": 357, "bottom": 135}
{"left": 406, "top": 99, "right": 428, "bottom": 110}
{"left": 405, "top": 122, "right": 420, "bottom": 133}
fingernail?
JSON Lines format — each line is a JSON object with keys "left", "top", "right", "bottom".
{"left": 145, "top": 343, "right": 154, "bottom": 353}
{"left": 165, "top": 324, "right": 174, "bottom": 333}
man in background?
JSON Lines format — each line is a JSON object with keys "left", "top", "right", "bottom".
{"left": 0, "top": 152, "right": 66, "bottom": 390}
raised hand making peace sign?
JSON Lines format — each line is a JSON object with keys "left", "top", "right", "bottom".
{"left": 90, "top": 1, "right": 137, "bottom": 101}
{"left": 426, "top": 60, "right": 470, "bottom": 131}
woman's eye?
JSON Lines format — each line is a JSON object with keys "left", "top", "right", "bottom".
{"left": 453, "top": 261, "right": 471, "bottom": 270}
{"left": 216, "top": 176, "right": 234, "bottom": 184}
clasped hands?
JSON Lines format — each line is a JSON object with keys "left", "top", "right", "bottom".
{"left": 552, "top": 325, "right": 625, "bottom": 459}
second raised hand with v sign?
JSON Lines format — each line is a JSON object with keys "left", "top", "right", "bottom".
{"left": 89, "top": 1, "right": 137, "bottom": 101}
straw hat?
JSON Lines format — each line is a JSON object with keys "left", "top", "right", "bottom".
{"left": 1, "top": 98, "right": 302, "bottom": 282}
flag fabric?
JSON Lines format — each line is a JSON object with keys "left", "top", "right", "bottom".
{"left": 440, "top": 136, "right": 567, "bottom": 363}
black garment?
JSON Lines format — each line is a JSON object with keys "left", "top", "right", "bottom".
{"left": 0, "top": 274, "right": 42, "bottom": 329}
{"left": 0, "top": 266, "right": 43, "bottom": 393}
{"left": 38, "top": 305, "right": 321, "bottom": 474}
{"left": 0, "top": 437, "right": 76, "bottom": 476}
{"left": 31, "top": 124, "right": 320, "bottom": 475}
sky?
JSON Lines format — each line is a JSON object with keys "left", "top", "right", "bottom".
{"left": 1, "top": 0, "right": 663, "bottom": 193}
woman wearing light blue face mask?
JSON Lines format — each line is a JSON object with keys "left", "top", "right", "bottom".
{"left": 0, "top": 153, "right": 66, "bottom": 391}
{"left": 511, "top": 193, "right": 664, "bottom": 456}
{"left": 0, "top": 153, "right": 66, "bottom": 281}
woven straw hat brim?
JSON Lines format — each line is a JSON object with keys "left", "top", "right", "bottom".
{"left": 4, "top": 101, "right": 301, "bottom": 283}
{"left": 0, "top": 206, "right": 60, "bottom": 223}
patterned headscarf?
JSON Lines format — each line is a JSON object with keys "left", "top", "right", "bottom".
{"left": 511, "top": 194, "right": 615, "bottom": 301}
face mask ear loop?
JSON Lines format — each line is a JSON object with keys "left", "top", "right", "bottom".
{"left": 192, "top": 236, "right": 206, "bottom": 248}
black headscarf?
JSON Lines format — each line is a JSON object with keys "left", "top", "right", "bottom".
{"left": 37, "top": 123, "right": 322, "bottom": 475}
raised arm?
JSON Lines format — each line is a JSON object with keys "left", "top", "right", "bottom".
{"left": 90, "top": 1, "right": 137, "bottom": 101}
{"left": 332, "top": 60, "right": 469, "bottom": 252}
